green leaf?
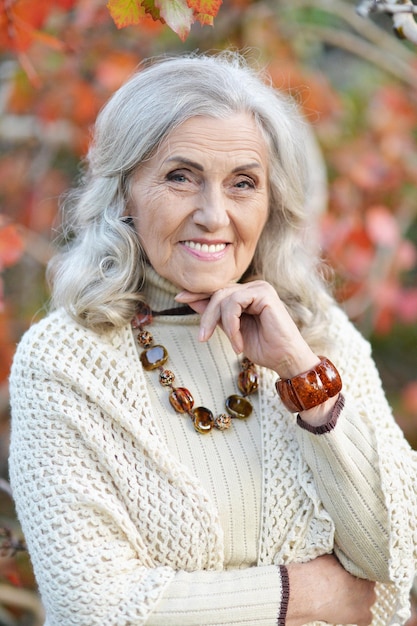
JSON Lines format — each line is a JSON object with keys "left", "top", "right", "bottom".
{"left": 107, "top": 0, "right": 146, "bottom": 29}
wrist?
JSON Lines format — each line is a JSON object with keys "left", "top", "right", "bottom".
{"left": 275, "top": 356, "right": 342, "bottom": 415}
{"left": 285, "top": 562, "right": 321, "bottom": 626}
{"left": 297, "top": 394, "right": 341, "bottom": 429}
{"left": 273, "top": 349, "right": 320, "bottom": 381}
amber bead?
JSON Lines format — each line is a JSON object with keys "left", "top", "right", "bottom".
{"left": 192, "top": 406, "right": 214, "bottom": 434}
{"left": 159, "top": 369, "right": 175, "bottom": 386}
{"left": 214, "top": 413, "right": 232, "bottom": 431}
{"left": 238, "top": 369, "right": 259, "bottom": 396}
{"left": 131, "top": 305, "right": 153, "bottom": 328}
{"left": 241, "top": 357, "right": 254, "bottom": 371}
{"left": 169, "top": 387, "right": 194, "bottom": 413}
{"left": 137, "top": 330, "right": 153, "bottom": 347}
{"left": 225, "top": 394, "right": 253, "bottom": 419}
{"left": 140, "top": 345, "right": 168, "bottom": 370}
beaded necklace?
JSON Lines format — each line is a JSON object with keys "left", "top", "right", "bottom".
{"left": 132, "top": 303, "right": 259, "bottom": 434}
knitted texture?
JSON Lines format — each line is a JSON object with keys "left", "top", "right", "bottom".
{"left": 9, "top": 294, "right": 417, "bottom": 625}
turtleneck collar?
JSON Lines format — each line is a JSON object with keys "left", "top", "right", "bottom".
{"left": 141, "top": 266, "right": 190, "bottom": 314}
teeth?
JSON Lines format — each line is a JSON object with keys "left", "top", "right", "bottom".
{"left": 184, "top": 241, "right": 226, "bottom": 253}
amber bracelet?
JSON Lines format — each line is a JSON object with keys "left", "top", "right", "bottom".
{"left": 275, "top": 356, "right": 342, "bottom": 413}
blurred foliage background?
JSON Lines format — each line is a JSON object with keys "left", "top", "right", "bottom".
{"left": 1, "top": 0, "right": 417, "bottom": 623}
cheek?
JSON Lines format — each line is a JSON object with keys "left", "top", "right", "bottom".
{"left": 135, "top": 211, "right": 177, "bottom": 268}
{"left": 132, "top": 191, "right": 165, "bottom": 244}
{"left": 243, "top": 207, "right": 268, "bottom": 243}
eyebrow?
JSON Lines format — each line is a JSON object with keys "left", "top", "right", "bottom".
{"left": 164, "top": 156, "right": 264, "bottom": 173}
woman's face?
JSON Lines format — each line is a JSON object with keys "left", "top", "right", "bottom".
{"left": 130, "top": 113, "right": 270, "bottom": 294}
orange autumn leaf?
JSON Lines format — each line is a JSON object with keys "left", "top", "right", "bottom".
{"left": 368, "top": 86, "right": 417, "bottom": 135}
{"left": 106, "top": 0, "right": 219, "bottom": 38}
{"left": 194, "top": 12, "right": 213, "bottom": 26}
{"left": 0, "top": 0, "right": 75, "bottom": 54}
{"left": 187, "top": 0, "right": 222, "bottom": 17}
{"left": 0, "top": 224, "right": 24, "bottom": 268}
{"left": 4, "top": 569, "right": 23, "bottom": 588}
{"left": 96, "top": 51, "right": 141, "bottom": 91}
{"left": 29, "top": 28, "right": 68, "bottom": 52}
{"left": 55, "top": 0, "right": 77, "bottom": 8}
{"left": 37, "top": 77, "right": 101, "bottom": 126}
{"left": 0, "top": 0, "right": 49, "bottom": 52}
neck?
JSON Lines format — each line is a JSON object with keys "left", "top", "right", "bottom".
{"left": 142, "top": 266, "right": 188, "bottom": 314}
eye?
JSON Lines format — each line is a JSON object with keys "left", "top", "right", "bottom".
{"left": 166, "top": 170, "right": 190, "bottom": 183}
{"left": 234, "top": 176, "right": 256, "bottom": 190}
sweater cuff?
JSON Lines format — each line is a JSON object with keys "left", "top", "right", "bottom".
{"left": 278, "top": 565, "right": 290, "bottom": 626}
{"left": 296, "top": 393, "right": 345, "bottom": 435}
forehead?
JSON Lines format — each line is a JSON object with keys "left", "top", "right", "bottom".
{"left": 156, "top": 113, "right": 269, "bottom": 165}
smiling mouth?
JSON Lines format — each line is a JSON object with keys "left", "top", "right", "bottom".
{"left": 182, "top": 241, "right": 227, "bottom": 253}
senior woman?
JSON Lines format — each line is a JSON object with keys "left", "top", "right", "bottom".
{"left": 8, "top": 52, "right": 417, "bottom": 626}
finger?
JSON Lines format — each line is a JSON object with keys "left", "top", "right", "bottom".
{"left": 220, "top": 304, "right": 248, "bottom": 354}
{"left": 200, "top": 293, "right": 247, "bottom": 352}
{"left": 175, "top": 290, "right": 213, "bottom": 303}
{"left": 181, "top": 299, "right": 210, "bottom": 315}
{"left": 176, "top": 287, "right": 244, "bottom": 344}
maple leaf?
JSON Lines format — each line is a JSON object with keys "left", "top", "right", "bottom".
{"left": 107, "top": 0, "right": 146, "bottom": 29}
{"left": 55, "top": 0, "right": 77, "bottom": 8}
{"left": 0, "top": 224, "right": 24, "bottom": 268}
{"left": 194, "top": 12, "right": 214, "bottom": 26}
{"left": 187, "top": 0, "right": 222, "bottom": 17}
{"left": 0, "top": 0, "right": 50, "bottom": 52}
{"left": 154, "top": 0, "right": 194, "bottom": 41}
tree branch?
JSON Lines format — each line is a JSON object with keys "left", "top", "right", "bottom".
{"left": 0, "top": 584, "right": 44, "bottom": 626}
{"left": 357, "top": 0, "right": 417, "bottom": 16}
{"left": 289, "top": 22, "right": 417, "bottom": 86}
{"left": 357, "top": 0, "right": 417, "bottom": 45}
{"left": 288, "top": 0, "right": 416, "bottom": 61}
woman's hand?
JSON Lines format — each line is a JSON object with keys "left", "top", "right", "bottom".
{"left": 286, "top": 554, "right": 376, "bottom": 626}
{"left": 176, "top": 280, "right": 340, "bottom": 426}
{"left": 175, "top": 280, "right": 318, "bottom": 379}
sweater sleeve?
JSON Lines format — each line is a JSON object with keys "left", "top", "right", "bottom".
{"left": 295, "top": 308, "right": 417, "bottom": 588}
{"left": 8, "top": 319, "right": 286, "bottom": 626}
{"left": 148, "top": 567, "right": 286, "bottom": 626}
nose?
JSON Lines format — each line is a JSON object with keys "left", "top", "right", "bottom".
{"left": 193, "top": 185, "right": 230, "bottom": 231}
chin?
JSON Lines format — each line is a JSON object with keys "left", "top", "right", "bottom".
{"left": 173, "top": 266, "right": 242, "bottom": 294}
{"left": 181, "top": 278, "right": 232, "bottom": 294}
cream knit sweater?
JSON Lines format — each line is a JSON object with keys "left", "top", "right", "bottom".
{"left": 8, "top": 272, "right": 417, "bottom": 626}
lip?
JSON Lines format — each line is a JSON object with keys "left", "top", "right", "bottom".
{"left": 180, "top": 239, "right": 230, "bottom": 260}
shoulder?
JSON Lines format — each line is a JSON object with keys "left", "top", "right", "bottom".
{"left": 11, "top": 308, "right": 130, "bottom": 377}
{"left": 14, "top": 307, "right": 108, "bottom": 351}
{"left": 325, "top": 304, "right": 372, "bottom": 358}
{"left": 320, "top": 305, "right": 385, "bottom": 393}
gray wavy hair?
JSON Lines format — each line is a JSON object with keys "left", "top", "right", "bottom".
{"left": 48, "top": 50, "right": 333, "bottom": 348}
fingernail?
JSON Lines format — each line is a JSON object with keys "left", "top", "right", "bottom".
{"left": 199, "top": 327, "right": 207, "bottom": 342}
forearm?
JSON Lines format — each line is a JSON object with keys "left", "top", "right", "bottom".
{"left": 286, "top": 556, "right": 375, "bottom": 626}
{"left": 296, "top": 397, "right": 391, "bottom": 581}
{"left": 147, "top": 566, "right": 287, "bottom": 626}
